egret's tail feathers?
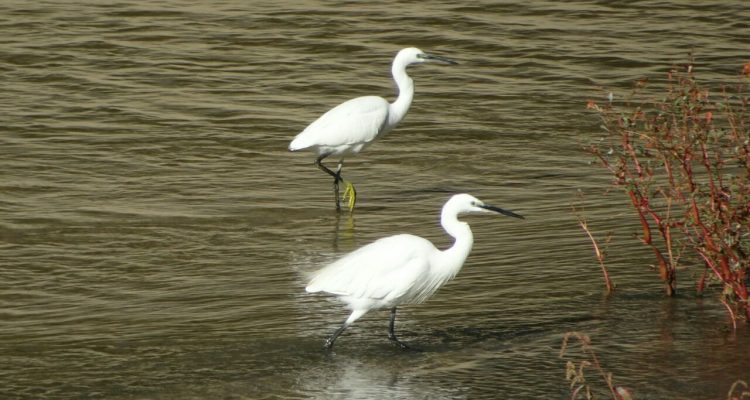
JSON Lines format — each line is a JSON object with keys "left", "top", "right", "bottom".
{"left": 345, "top": 309, "right": 368, "bottom": 325}
{"left": 306, "top": 277, "right": 350, "bottom": 297}
{"left": 289, "top": 134, "right": 311, "bottom": 151}
{"left": 305, "top": 280, "right": 346, "bottom": 295}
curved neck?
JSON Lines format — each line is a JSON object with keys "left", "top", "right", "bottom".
{"left": 387, "top": 61, "right": 414, "bottom": 128}
{"left": 439, "top": 210, "right": 474, "bottom": 278}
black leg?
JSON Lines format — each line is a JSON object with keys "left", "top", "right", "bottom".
{"left": 315, "top": 155, "right": 343, "bottom": 210}
{"left": 324, "top": 321, "right": 350, "bottom": 350}
{"left": 388, "top": 307, "right": 410, "bottom": 349}
{"left": 333, "top": 179, "right": 340, "bottom": 211}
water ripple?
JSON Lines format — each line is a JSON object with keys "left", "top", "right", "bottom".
{"left": 2, "top": 0, "right": 749, "bottom": 398}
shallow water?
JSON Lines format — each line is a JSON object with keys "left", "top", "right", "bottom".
{"left": 2, "top": 1, "right": 750, "bottom": 399}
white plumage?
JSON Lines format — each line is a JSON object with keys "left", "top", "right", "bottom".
{"left": 288, "top": 47, "right": 457, "bottom": 211}
{"left": 307, "top": 234, "right": 437, "bottom": 305}
{"left": 289, "top": 96, "right": 389, "bottom": 157}
{"left": 306, "top": 193, "right": 524, "bottom": 350}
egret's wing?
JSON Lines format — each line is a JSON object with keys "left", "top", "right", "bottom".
{"left": 358, "top": 255, "right": 430, "bottom": 303}
{"left": 306, "top": 234, "right": 435, "bottom": 303}
{"left": 290, "top": 96, "right": 389, "bottom": 150}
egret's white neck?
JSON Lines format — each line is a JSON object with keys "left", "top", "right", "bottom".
{"left": 438, "top": 208, "right": 474, "bottom": 279}
{"left": 387, "top": 60, "right": 415, "bottom": 129}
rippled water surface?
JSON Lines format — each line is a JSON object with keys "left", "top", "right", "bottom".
{"left": 2, "top": 1, "right": 750, "bottom": 399}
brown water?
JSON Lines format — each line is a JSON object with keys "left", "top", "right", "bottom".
{"left": 2, "top": 1, "right": 750, "bottom": 399}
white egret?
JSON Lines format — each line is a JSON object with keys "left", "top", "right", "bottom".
{"left": 289, "top": 47, "right": 457, "bottom": 211}
{"left": 305, "top": 193, "right": 524, "bottom": 350}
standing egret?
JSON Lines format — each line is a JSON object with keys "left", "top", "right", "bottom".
{"left": 289, "top": 47, "right": 457, "bottom": 211}
{"left": 305, "top": 194, "right": 524, "bottom": 350}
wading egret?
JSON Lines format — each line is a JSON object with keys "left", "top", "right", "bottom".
{"left": 289, "top": 47, "right": 457, "bottom": 211}
{"left": 305, "top": 193, "right": 524, "bottom": 350}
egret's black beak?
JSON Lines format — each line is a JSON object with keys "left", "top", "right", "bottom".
{"left": 479, "top": 204, "right": 524, "bottom": 219}
{"left": 423, "top": 54, "right": 458, "bottom": 65}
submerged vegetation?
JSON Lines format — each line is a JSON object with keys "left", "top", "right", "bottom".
{"left": 585, "top": 59, "right": 750, "bottom": 326}
{"left": 560, "top": 332, "right": 632, "bottom": 400}
{"left": 561, "top": 331, "right": 750, "bottom": 400}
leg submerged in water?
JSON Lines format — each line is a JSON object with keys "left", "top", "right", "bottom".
{"left": 323, "top": 309, "right": 367, "bottom": 350}
{"left": 315, "top": 154, "right": 342, "bottom": 210}
{"left": 388, "top": 307, "right": 410, "bottom": 349}
{"left": 314, "top": 155, "right": 356, "bottom": 211}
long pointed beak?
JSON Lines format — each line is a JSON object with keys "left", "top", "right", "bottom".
{"left": 423, "top": 53, "right": 458, "bottom": 65}
{"left": 479, "top": 204, "right": 524, "bottom": 219}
